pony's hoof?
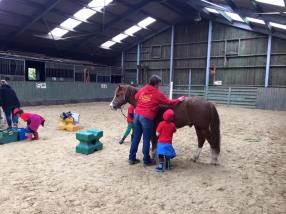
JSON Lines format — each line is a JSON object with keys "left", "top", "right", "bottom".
{"left": 210, "top": 160, "right": 219, "bottom": 165}
{"left": 191, "top": 156, "right": 198, "bottom": 162}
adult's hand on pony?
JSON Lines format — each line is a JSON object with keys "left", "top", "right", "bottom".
{"left": 177, "top": 96, "right": 186, "bottom": 102}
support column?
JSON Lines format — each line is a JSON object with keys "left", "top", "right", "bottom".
{"left": 205, "top": 20, "right": 213, "bottom": 88}
{"left": 121, "top": 50, "right": 124, "bottom": 83}
{"left": 265, "top": 34, "right": 272, "bottom": 88}
{"left": 136, "top": 43, "right": 140, "bottom": 84}
{"left": 169, "top": 25, "right": 175, "bottom": 99}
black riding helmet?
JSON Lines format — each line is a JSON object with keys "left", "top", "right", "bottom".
{"left": 149, "top": 75, "right": 162, "bottom": 86}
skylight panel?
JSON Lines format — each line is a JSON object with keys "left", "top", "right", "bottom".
{"left": 124, "top": 25, "right": 142, "bottom": 36}
{"left": 137, "top": 17, "right": 156, "bottom": 28}
{"left": 101, "top": 40, "right": 116, "bottom": 49}
{"left": 270, "top": 22, "right": 286, "bottom": 30}
{"left": 205, "top": 7, "right": 220, "bottom": 14}
{"left": 74, "top": 7, "right": 97, "bottom": 21}
{"left": 60, "top": 18, "right": 82, "bottom": 30}
{"left": 225, "top": 12, "right": 244, "bottom": 22}
{"left": 246, "top": 17, "right": 265, "bottom": 25}
{"left": 88, "top": 0, "right": 113, "bottom": 12}
{"left": 49, "top": 28, "right": 69, "bottom": 38}
{"left": 112, "top": 33, "right": 128, "bottom": 43}
{"left": 255, "top": 0, "right": 285, "bottom": 7}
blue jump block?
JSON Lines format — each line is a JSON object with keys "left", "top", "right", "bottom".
{"left": 12, "top": 128, "right": 29, "bottom": 141}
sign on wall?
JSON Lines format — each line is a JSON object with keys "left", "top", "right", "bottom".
{"left": 36, "top": 83, "right": 47, "bottom": 89}
{"left": 101, "top": 84, "right": 107, "bottom": 89}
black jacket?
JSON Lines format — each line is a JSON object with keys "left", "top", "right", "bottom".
{"left": 0, "top": 85, "right": 20, "bottom": 111}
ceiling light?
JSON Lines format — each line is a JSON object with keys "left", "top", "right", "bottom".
{"left": 255, "top": 0, "right": 285, "bottom": 7}
{"left": 112, "top": 33, "right": 128, "bottom": 43}
{"left": 101, "top": 40, "right": 116, "bottom": 49}
{"left": 205, "top": 7, "right": 220, "bottom": 14}
{"left": 124, "top": 25, "right": 142, "bottom": 36}
{"left": 225, "top": 12, "right": 244, "bottom": 22}
{"left": 49, "top": 28, "right": 69, "bottom": 37}
{"left": 246, "top": 17, "right": 265, "bottom": 25}
{"left": 137, "top": 17, "right": 156, "bottom": 28}
{"left": 74, "top": 7, "right": 97, "bottom": 21}
{"left": 270, "top": 22, "right": 286, "bottom": 30}
{"left": 88, "top": 0, "right": 113, "bottom": 12}
{"left": 60, "top": 18, "right": 82, "bottom": 30}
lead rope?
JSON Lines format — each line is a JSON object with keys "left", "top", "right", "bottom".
{"left": 120, "top": 107, "right": 127, "bottom": 119}
{"left": 120, "top": 91, "right": 128, "bottom": 119}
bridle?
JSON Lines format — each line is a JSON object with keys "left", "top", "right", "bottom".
{"left": 120, "top": 107, "right": 127, "bottom": 119}
{"left": 118, "top": 88, "right": 129, "bottom": 119}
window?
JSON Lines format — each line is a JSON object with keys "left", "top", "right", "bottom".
{"left": 48, "top": 0, "right": 113, "bottom": 38}
{"left": 74, "top": 8, "right": 97, "bottom": 21}
{"left": 246, "top": 17, "right": 265, "bottom": 25}
{"left": 88, "top": 0, "right": 113, "bottom": 11}
{"left": 124, "top": 25, "right": 142, "bottom": 36}
{"left": 225, "top": 12, "right": 244, "bottom": 22}
{"left": 60, "top": 18, "right": 82, "bottom": 30}
{"left": 28, "top": 68, "right": 39, "bottom": 81}
{"left": 49, "top": 28, "right": 69, "bottom": 38}
{"left": 100, "top": 16, "right": 156, "bottom": 49}
{"left": 25, "top": 60, "right": 45, "bottom": 81}
{"left": 101, "top": 40, "right": 116, "bottom": 49}
{"left": 205, "top": 7, "right": 220, "bottom": 14}
{"left": 255, "top": 0, "right": 285, "bottom": 7}
{"left": 137, "top": 17, "right": 156, "bottom": 28}
{"left": 112, "top": 33, "right": 128, "bottom": 43}
{"left": 270, "top": 22, "right": 286, "bottom": 30}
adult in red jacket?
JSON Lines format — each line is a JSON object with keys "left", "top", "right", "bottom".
{"left": 129, "top": 75, "right": 183, "bottom": 166}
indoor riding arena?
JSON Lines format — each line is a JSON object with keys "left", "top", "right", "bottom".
{"left": 0, "top": 1, "right": 285, "bottom": 214}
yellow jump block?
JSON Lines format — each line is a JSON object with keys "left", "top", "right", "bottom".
{"left": 58, "top": 119, "right": 81, "bottom": 132}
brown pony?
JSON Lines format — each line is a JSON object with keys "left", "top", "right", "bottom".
{"left": 110, "top": 85, "right": 221, "bottom": 164}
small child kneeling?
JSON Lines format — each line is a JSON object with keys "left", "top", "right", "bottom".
{"left": 156, "top": 109, "right": 177, "bottom": 172}
{"left": 13, "top": 108, "right": 45, "bottom": 140}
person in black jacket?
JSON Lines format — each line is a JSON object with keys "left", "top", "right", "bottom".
{"left": 0, "top": 80, "right": 20, "bottom": 128}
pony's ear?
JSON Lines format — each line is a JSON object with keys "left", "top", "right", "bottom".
{"left": 118, "top": 84, "right": 121, "bottom": 89}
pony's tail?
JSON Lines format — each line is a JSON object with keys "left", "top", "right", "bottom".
{"left": 210, "top": 104, "right": 220, "bottom": 154}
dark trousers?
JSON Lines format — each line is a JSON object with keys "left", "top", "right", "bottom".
{"left": 129, "top": 114, "right": 154, "bottom": 164}
{"left": 3, "top": 107, "right": 18, "bottom": 128}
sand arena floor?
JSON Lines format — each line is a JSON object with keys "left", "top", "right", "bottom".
{"left": 0, "top": 102, "right": 285, "bottom": 214}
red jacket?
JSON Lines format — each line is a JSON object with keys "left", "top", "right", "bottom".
{"left": 127, "top": 105, "right": 135, "bottom": 123}
{"left": 135, "top": 85, "right": 180, "bottom": 120}
{"left": 156, "top": 121, "right": 176, "bottom": 144}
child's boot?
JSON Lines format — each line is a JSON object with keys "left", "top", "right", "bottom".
{"left": 32, "top": 132, "right": 39, "bottom": 140}
{"left": 165, "top": 158, "right": 172, "bottom": 170}
{"left": 27, "top": 133, "right": 33, "bottom": 140}
{"left": 155, "top": 161, "right": 164, "bottom": 172}
{"left": 119, "top": 137, "right": 126, "bottom": 144}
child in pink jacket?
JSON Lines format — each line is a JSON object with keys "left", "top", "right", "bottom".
{"left": 13, "top": 108, "right": 45, "bottom": 140}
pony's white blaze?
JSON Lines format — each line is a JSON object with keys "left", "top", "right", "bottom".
{"left": 109, "top": 94, "right": 116, "bottom": 109}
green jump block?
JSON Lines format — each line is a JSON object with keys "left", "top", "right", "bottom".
{"left": 87, "top": 128, "right": 103, "bottom": 140}
{"left": 76, "top": 141, "right": 103, "bottom": 155}
{"left": 76, "top": 129, "right": 103, "bottom": 142}
{"left": 0, "top": 129, "right": 18, "bottom": 145}
{"left": 76, "top": 131, "right": 97, "bottom": 142}
{"left": 94, "top": 141, "right": 103, "bottom": 151}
